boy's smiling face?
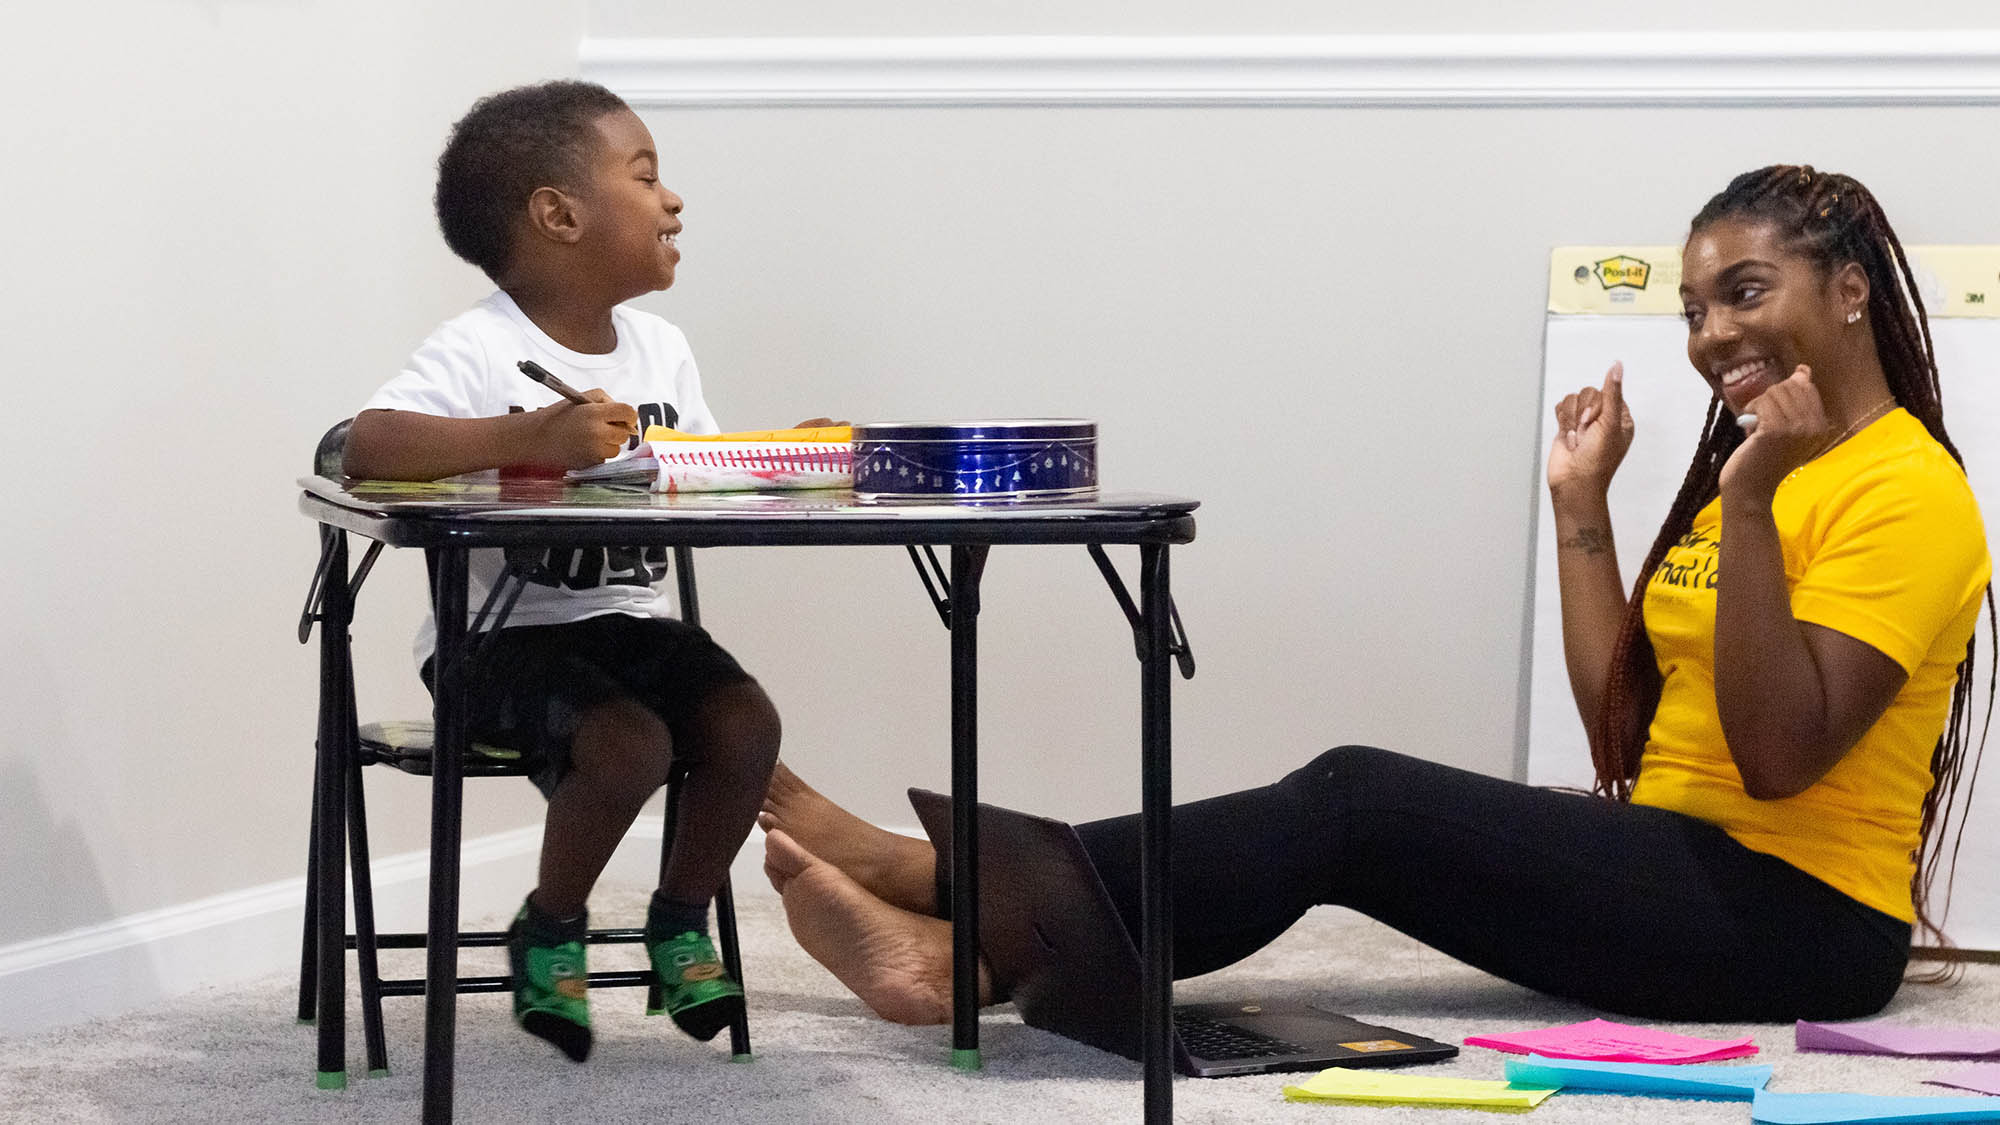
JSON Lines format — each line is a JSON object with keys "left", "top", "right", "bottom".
{"left": 577, "top": 108, "right": 683, "bottom": 298}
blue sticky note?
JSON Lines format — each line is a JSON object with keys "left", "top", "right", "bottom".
{"left": 1752, "top": 1089, "right": 2000, "bottom": 1123}
{"left": 1505, "top": 1056, "right": 1772, "bottom": 1099}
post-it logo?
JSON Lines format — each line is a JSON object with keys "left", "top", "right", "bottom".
{"left": 1594, "top": 255, "right": 1652, "bottom": 290}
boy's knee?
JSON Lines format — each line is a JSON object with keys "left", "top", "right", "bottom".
{"left": 697, "top": 680, "right": 782, "bottom": 769}
{"left": 568, "top": 697, "right": 674, "bottom": 788}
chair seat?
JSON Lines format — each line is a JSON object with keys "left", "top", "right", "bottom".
{"left": 356, "top": 720, "right": 527, "bottom": 777}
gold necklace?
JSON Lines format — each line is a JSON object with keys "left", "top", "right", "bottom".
{"left": 1784, "top": 396, "right": 1896, "bottom": 483}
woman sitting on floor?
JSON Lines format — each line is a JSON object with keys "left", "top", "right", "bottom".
{"left": 762, "top": 165, "right": 1992, "bottom": 1024}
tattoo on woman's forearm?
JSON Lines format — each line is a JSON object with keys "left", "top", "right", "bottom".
{"left": 1561, "top": 527, "right": 1613, "bottom": 556}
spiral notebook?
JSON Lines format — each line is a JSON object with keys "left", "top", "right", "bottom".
{"left": 566, "top": 427, "right": 853, "bottom": 492}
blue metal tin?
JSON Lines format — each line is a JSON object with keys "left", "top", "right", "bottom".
{"left": 852, "top": 419, "right": 1098, "bottom": 501}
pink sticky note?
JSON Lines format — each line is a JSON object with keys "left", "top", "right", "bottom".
{"left": 1798, "top": 1020, "right": 2000, "bottom": 1059}
{"left": 1464, "top": 1018, "right": 1759, "bottom": 1063}
{"left": 1927, "top": 1063, "right": 2000, "bottom": 1096}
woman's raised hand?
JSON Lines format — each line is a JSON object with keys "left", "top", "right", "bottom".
{"left": 1547, "top": 361, "right": 1636, "bottom": 503}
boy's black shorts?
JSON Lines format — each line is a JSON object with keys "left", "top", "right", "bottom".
{"left": 421, "top": 612, "right": 754, "bottom": 798}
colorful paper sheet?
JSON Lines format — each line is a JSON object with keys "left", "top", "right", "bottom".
{"left": 1281, "top": 1068, "right": 1557, "bottom": 1109}
{"left": 1504, "top": 1056, "right": 1772, "bottom": 1098}
{"left": 1751, "top": 1089, "right": 2000, "bottom": 1123}
{"left": 1928, "top": 1065, "right": 2000, "bottom": 1097}
{"left": 1465, "top": 1019, "right": 1759, "bottom": 1063}
{"left": 648, "top": 441, "right": 853, "bottom": 493}
{"left": 1798, "top": 1021, "right": 2000, "bottom": 1059}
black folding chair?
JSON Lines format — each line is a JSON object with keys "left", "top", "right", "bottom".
{"left": 295, "top": 419, "right": 752, "bottom": 1084}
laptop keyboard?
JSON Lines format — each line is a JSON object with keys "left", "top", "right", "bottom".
{"left": 1173, "top": 1011, "right": 1309, "bottom": 1060}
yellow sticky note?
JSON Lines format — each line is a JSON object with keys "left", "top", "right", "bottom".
{"left": 1282, "top": 1068, "right": 1557, "bottom": 1109}
{"left": 645, "top": 425, "right": 853, "bottom": 444}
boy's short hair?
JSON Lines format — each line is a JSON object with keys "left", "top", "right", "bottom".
{"left": 435, "top": 79, "right": 632, "bottom": 281}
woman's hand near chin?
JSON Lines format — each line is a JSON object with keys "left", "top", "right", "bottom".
{"left": 1719, "top": 364, "right": 1831, "bottom": 503}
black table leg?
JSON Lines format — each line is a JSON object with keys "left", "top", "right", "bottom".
{"left": 1139, "top": 543, "right": 1175, "bottom": 1124}
{"left": 313, "top": 529, "right": 351, "bottom": 1091}
{"left": 423, "top": 548, "right": 470, "bottom": 1125}
{"left": 949, "top": 544, "right": 987, "bottom": 1071}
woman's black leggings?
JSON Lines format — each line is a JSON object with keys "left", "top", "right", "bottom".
{"left": 1066, "top": 745, "right": 1911, "bottom": 1022}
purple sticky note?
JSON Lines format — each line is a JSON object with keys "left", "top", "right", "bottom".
{"left": 1798, "top": 1021, "right": 2000, "bottom": 1059}
{"left": 1465, "top": 1018, "right": 1758, "bottom": 1063}
{"left": 1928, "top": 1064, "right": 2000, "bottom": 1097}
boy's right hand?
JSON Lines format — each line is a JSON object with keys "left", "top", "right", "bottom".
{"left": 531, "top": 389, "right": 640, "bottom": 468}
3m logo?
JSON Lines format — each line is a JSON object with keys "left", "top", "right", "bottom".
{"left": 1594, "top": 255, "right": 1652, "bottom": 290}
{"left": 1969, "top": 292, "right": 1987, "bottom": 304}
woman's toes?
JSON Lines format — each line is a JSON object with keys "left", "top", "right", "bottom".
{"left": 762, "top": 828, "right": 812, "bottom": 892}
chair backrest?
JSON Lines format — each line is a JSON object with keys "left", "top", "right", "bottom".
{"left": 299, "top": 418, "right": 364, "bottom": 645}
{"left": 315, "top": 418, "right": 353, "bottom": 477}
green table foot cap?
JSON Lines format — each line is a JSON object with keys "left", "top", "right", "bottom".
{"left": 297, "top": 1017, "right": 316, "bottom": 1027}
{"left": 645, "top": 1007, "right": 664, "bottom": 1016}
{"left": 368, "top": 1068, "right": 391, "bottom": 1079}
{"left": 951, "top": 1048, "right": 983, "bottom": 1072}
{"left": 730, "top": 1053, "right": 754, "bottom": 1064}
{"left": 315, "top": 1070, "right": 348, "bottom": 1091}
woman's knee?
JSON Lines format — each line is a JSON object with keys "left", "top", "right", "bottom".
{"left": 1281, "top": 744, "right": 1400, "bottom": 798}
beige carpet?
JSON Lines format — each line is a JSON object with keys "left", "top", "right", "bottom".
{"left": 4, "top": 883, "right": 1998, "bottom": 1124}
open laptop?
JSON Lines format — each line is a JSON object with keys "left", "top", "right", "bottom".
{"left": 907, "top": 788, "right": 1459, "bottom": 1078}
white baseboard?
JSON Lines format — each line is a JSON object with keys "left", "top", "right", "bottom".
{"left": 0, "top": 815, "right": 781, "bottom": 1039}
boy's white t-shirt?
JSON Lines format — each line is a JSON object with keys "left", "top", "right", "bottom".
{"left": 362, "top": 290, "right": 720, "bottom": 666}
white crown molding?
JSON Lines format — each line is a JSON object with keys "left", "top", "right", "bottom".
{"left": 581, "top": 31, "right": 2000, "bottom": 109}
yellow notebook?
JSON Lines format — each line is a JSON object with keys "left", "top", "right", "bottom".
{"left": 1282, "top": 1068, "right": 1557, "bottom": 1110}
{"left": 644, "top": 425, "right": 853, "bottom": 444}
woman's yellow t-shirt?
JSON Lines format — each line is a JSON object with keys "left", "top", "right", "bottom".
{"left": 1630, "top": 409, "right": 1990, "bottom": 922}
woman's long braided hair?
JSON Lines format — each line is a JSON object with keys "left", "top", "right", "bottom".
{"left": 1589, "top": 165, "right": 1995, "bottom": 953}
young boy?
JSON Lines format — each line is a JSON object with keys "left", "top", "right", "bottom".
{"left": 345, "top": 80, "right": 789, "bottom": 1061}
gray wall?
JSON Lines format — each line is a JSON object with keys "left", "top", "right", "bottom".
{"left": 0, "top": 1, "right": 587, "bottom": 947}
{"left": 3, "top": 2, "right": 1997, "bottom": 967}
{"left": 601, "top": 103, "right": 2000, "bottom": 830}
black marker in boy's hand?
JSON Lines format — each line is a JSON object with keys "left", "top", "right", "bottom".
{"left": 517, "top": 359, "right": 591, "bottom": 405}
{"left": 515, "top": 359, "right": 639, "bottom": 465}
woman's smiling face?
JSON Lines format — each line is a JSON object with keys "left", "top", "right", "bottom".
{"left": 1679, "top": 218, "right": 1852, "bottom": 415}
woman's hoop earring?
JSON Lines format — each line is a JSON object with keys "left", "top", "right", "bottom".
{"left": 1846, "top": 310, "right": 1863, "bottom": 324}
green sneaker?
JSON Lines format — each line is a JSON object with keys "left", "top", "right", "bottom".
{"left": 507, "top": 908, "right": 592, "bottom": 1062}
{"left": 648, "top": 930, "right": 744, "bottom": 1042}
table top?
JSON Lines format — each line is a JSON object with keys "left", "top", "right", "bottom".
{"left": 299, "top": 475, "right": 1200, "bottom": 549}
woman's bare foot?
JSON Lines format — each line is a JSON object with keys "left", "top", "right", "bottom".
{"left": 765, "top": 829, "right": 990, "bottom": 1025}
{"left": 761, "top": 761, "right": 939, "bottom": 914}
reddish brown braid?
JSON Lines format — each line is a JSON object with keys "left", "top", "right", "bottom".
{"left": 1590, "top": 165, "right": 1996, "bottom": 955}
